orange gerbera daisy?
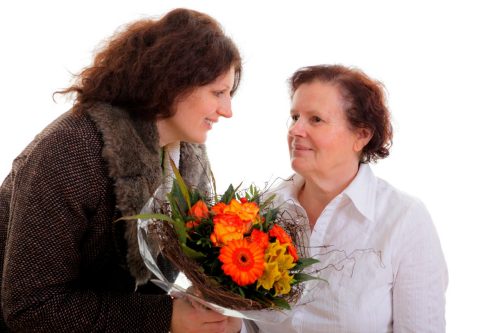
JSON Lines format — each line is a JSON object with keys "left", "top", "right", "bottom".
{"left": 269, "top": 224, "right": 292, "bottom": 244}
{"left": 219, "top": 239, "right": 265, "bottom": 286}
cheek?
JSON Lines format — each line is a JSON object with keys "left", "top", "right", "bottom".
{"left": 189, "top": 107, "right": 210, "bottom": 124}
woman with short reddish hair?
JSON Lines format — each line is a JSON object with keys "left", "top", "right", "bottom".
{"left": 244, "top": 65, "right": 447, "bottom": 333}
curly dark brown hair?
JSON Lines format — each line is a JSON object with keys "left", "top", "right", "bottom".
{"left": 289, "top": 64, "right": 393, "bottom": 163}
{"left": 58, "top": 8, "right": 242, "bottom": 120}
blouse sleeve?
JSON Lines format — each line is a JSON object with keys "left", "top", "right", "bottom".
{"left": 1, "top": 128, "right": 172, "bottom": 332}
{"left": 392, "top": 200, "right": 448, "bottom": 332}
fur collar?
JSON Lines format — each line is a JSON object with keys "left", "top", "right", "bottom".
{"left": 85, "top": 103, "right": 211, "bottom": 285}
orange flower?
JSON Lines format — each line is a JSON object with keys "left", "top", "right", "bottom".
{"left": 222, "top": 199, "right": 260, "bottom": 223}
{"left": 186, "top": 220, "right": 200, "bottom": 230}
{"left": 219, "top": 239, "right": 265, "bottom": 286}
{"left": 287, "top": 243, "right": 299, "bottom": 262}
{"left": 269, "top": 225, "right": 298, "bottom": 262}
{"left": 188, "top": 200, "right": 209, "bottom": 220}
{"left": 269, "top": 225, "right": 292, "bottom": 244}
{"left": 250, "top": 229, "right": 269, "bottom": 250}
{"left": 211, "top": 214, "right": 250, "bottom": 246}
{"left": 239, "top": 201, "right": 260, "bottom": 222}
{"left": 211, "top": 202, "right": 227, "bottom": 215}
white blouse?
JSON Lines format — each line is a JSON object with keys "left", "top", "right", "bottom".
{"left": 244, "top": 164, "right": 448, "bottom": 333}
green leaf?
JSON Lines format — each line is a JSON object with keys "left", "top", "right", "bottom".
{"left": 271, "top": 297, "right": 291, "bottom": 310}
{"left": 261, "top": 193, "right": 277, "bottom": 209}
{"left": 220, "top": 184, "right": 236, "bottom": 204}
{"left": 293, "top": 273, "right": 328, "bottom": 284}
{"left": 166, "top": 190, "right": 184, "bottom": 218}
{"left": 263, "top": 208, "right": 279, "bottom": 230}
{"left": 181, "top": 244, "right": 206, "bottom": 259}
{"left": 169, "top": 157, "right": 191, "bottom": 208}
{"left": 293, "top": 257, "right": 320, "bottom": 270}
{"left": 172, "top": 218, "right": 187, "bottom": 244}
{"left": 190, "top": 190, "right": 202, "bottom": 205}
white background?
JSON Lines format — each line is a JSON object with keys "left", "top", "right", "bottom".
{"left": 1, "top": 1, "right": 498, "bottom": 331}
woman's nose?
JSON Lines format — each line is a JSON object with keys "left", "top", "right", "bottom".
{"left": 217, "top": 99, "right": 232, "bottom": 118}
{"left": 288, "top": 118, "right": 305, "bottom": 136}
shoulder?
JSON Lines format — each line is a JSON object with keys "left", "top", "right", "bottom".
{"left": 374, "top": 177, "right": 442, "bottom": 254}
{"left": 9, "top": 112, "right": 111, "bottom": 212}
{"left": 370, "top": 175, "right": 442, "bottom": 253}
{"left": 13, "top": 111, "right": 106, "bottom": 186}
{"left": 14, "top": 111, "right": 103, "bottom": 169}
{"left": 263, "top": 174, "right": 300, "bottom": 208}
{"left": 375, "top": 176, "right": 431, "bottom": 222}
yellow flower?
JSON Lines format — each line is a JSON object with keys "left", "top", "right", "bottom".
{"left": 266, "top": 240, "right": 288, "bottom": 259}
{"left": 275, "top": 247, "right": 295, "bottom": 272}
{"left": 274, "top": 271, "right": 294, "bottom": 296}
{"left": 257, "top": 261, "right": 281, "bottom": 290}
{"left": 257, "top": 240, "right": 296, "bottom": 295}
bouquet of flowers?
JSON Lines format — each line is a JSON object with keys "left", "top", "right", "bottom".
{"left": 131, "top": 162, "right": 319, "bottom": 316}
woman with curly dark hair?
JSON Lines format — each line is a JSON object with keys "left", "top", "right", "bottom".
{"left": 0, "top": 8, "right": 242, "bottom": 333}
{"left": 244, "top": 65, "right": 448, "bottom": 333}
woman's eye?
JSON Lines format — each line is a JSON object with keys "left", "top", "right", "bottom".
{"left": 214, "top": 90, "right": 225, "bottom": 97}
{"left": 311, "top": 116, "right": 322, "bottom": 123}
{"left": 291, "top": 115, "right": 299, "bottom": 121}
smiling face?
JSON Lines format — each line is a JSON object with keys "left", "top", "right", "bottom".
{"left": 287, "top": 80, "right": 372, "bottom": 180}
{"left": 156, "top": 66, "right": 236, "bottom": 146}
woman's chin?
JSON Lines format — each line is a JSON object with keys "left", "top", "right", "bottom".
{"left": 290, "top": 159, "right": 310, "bottom": 175}
{"left": 184, "top": 134, "right": 207, "bottom": 144}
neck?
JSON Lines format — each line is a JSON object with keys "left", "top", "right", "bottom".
{"left": 156, "top": 118, "right": 179, "bottom": 147}
{"left": 298, "top": 162, "right": 359, "bottom": 227}
{"left": 304, "top": 162, "right": 359, "bottom": 199}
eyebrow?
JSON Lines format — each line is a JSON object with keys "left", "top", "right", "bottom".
{"left": 290, "top": 108, "right": 320, "bottom": 115}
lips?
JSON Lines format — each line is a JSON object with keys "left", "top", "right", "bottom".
{"left": 204, "top": 118, "right": 217, "bottom": 127}
{"left": 291, "top": 143, "right": 312, "bottom": 151}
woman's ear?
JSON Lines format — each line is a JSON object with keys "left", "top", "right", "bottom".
{"left": 353, "top": 127, "right": 373, "bottom": 153}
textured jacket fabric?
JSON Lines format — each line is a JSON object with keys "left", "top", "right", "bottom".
{"left": 0, "top": 103, "right": 212, "bottom": 332}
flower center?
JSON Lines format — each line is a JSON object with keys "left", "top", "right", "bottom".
{"left": 234, "top": 248, "right": 254, "bottom": 271}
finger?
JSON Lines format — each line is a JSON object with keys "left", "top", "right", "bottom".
{"left": 187, "top": 295, "right": 219, "bottom": 312}
{"left": 199, "top": 319, "right": 227, "bottom": 333}
{"left": 197, "top": 308, "right": 227, "bottom": 322}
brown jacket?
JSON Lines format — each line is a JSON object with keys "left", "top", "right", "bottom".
{"left": 0, "top": 103, "right": 212, "bottom": 332}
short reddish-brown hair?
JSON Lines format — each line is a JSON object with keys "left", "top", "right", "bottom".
{"left": 59, "top": 8, "right": 242, "bottom": 120}
{"left": 289, "top": 65, "right": 393, "bottom": 163}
